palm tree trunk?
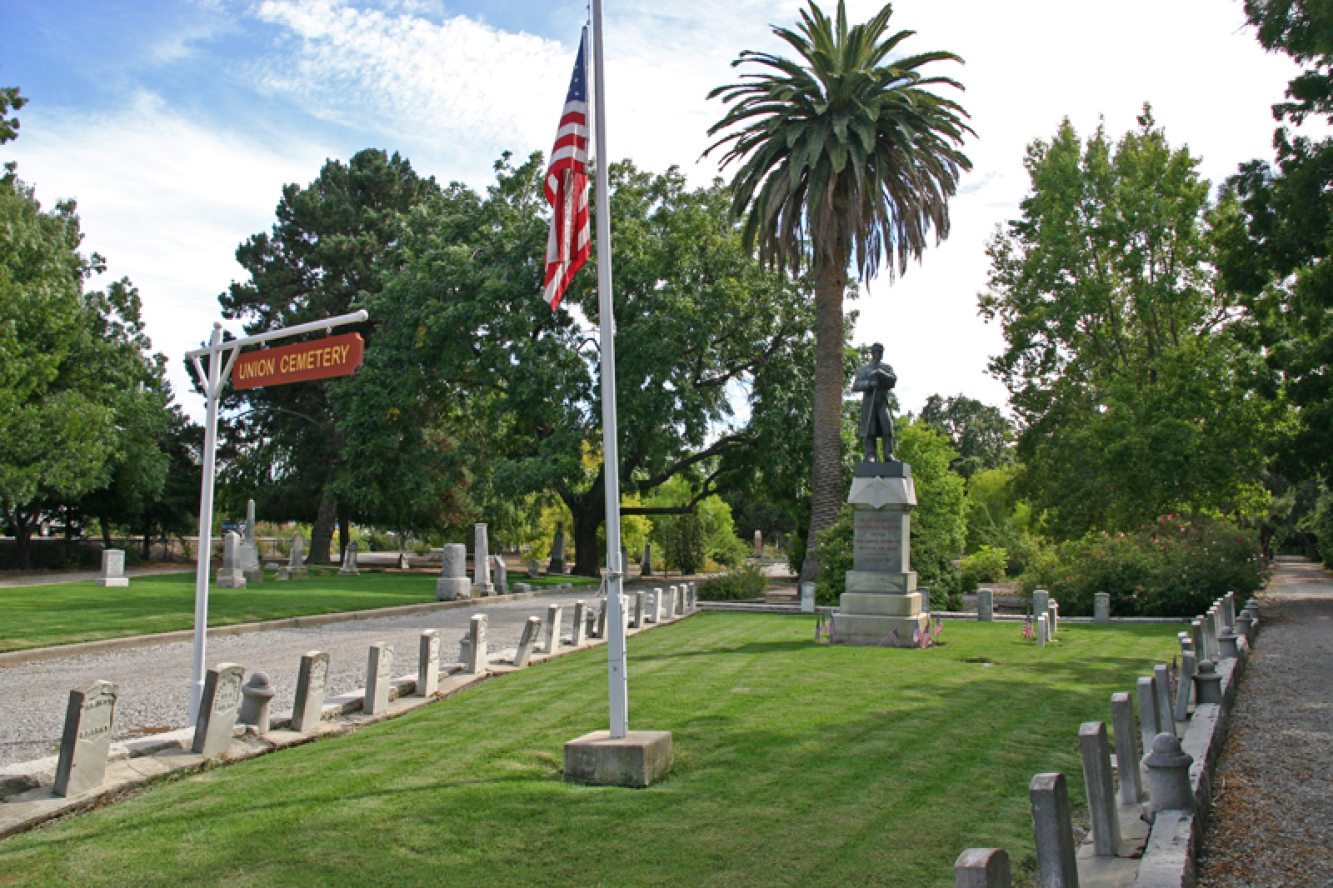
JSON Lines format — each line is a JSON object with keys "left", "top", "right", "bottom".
{"left": 798, "top": 253, "right": 849, "bottom": 585}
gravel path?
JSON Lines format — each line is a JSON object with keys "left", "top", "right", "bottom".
{"left": 1197, "top": 558, "right": 1333, "bottom": 888}
{"left": 0, "top": 589, "right": 602, "bottom": 767}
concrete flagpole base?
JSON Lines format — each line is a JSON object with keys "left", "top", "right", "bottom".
{"left": 564, "top": 730, "right": 672, "bottom": 788}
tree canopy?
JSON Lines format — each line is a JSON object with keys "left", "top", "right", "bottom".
{"left": 980, "top": 109, "right": 1277, "bottom": 538}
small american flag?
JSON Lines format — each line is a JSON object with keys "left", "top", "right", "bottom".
{"left": 912, "top": 626, "right": 925, "bottom": 648}
{"left": 932, "top": 616, "right": 943, "bottom": 639}
{"left": 887, "top": 628, "right": 901, "bottom": 648}
{"left": 543, "top": 31, "right": 591, "bottom": 310}
{"left": 1022, "top": 616, "right": 1035, "bottom": 640}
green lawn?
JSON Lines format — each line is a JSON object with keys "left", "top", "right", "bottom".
{"left": 0, "top": 614, "right": 1178, "bottom": 887}
{"left": 0, "top": 570, "right": 599, "bottom": 652}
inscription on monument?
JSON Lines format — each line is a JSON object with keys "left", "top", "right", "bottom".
{"left": 853, "top": 509, "right": 905, "bottom": 572}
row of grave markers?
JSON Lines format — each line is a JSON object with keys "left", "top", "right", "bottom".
{"left": 950, "top": 591, "right": 1259, "bottom": 887}
{"left": 47, "top": 583, "right": 698, "bottom": 801}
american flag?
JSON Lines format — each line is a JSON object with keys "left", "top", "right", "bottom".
{"left": 1022, "top": 616, "right": 1035, "bottom": 640}
{"left": 543, "top": 31, "right": 591, "bottom": 310}
{"left": 886, "top": 628, "right": 901, "bottom": 648}
{"left": 933, "top": 616, "right": 943, "bottom": 639}
{"left": 912, "top": 626, "right": 925, "bottom": 648}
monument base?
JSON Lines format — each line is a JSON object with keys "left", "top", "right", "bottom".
{"left": 436, "top": 578, "right": 471, "bottom": 601}
{"left": 215, "top": 570, "right": 246, "bottom": 589}
{"left": 832, "top": 610, "right": 931, "bottom": 645}
{"left": 243, "top": 569, "right": 264, "bottom": 585}
{"left": 94, "top": 578, "right": 129, "bottom": 588}
{"left": 564, "top": 730, "right": 673, "bottom": 788}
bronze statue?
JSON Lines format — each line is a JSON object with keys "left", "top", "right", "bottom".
{"left": 852, "top": 343, "right": 896, "bottom": 462}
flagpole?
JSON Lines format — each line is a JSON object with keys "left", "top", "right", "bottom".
{"left": 590, "top": 0, "right": 630, "bottom": 739}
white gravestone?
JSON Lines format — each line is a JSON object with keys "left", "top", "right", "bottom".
{"left": 514, "top": 616, "right": 542, "bottom": 668}
{"left": 291, "top": 651, "right": 329, "bottom": 733}
{"left": 53, "top": 680, "right": 118, "bottom": 797}
{"left": 492, "top": 554, "right": 508, "bottom": 594}
{"left": 632, "top": 590, "right": 645, "bottom": 628}
{"left": 595, "top": 604, "right": 607, "bottom": 639}
{"left": 365, "top": 642, "right": 393, "bottom": 716}
{"left": 649, "top": 588, "right": 662, "bottom": 623}
{"left": 276, "top": 532, "right": 308, "bottom": 580}
{"left": 216, "top": 532, "right": 247, "bottom": 589}
{"left": 418, "top": 630, "right": 440, "bottom": 697}
{"left": 473, "top": 524, "right": 493, "bottom": 595}
{"left": 193, "top": 663, "right": 245, "bottom": 758}
{"left": 95, "top": 550, "right": 129, "bottom": 588}
{"left": 663, "top": 586, "right": 677, "bottom": 620}
{"left": 800, "top": 582, "right": 815, "bottom": 614}
{"left": 436, "top": 543, "right": 470, "bottom": 601}
{"left": 544, "top": 605, "right": 563, "bottom": 654}
{"left": 338, "top": 540, "right": 360, "bottom": 577}
{"left": 572, "top": 601, "right": 588, "bottom": 646}
{"left": 239, "top": 499, "right": 264, "bottom": 585}
{"left": 466, "top": 614, "right": 488, "bottom": 673}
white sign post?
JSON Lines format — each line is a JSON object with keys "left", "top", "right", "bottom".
{"left": 184, "top": 310, "right": 368, "bottom": 724}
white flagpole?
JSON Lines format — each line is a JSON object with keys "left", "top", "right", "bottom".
{"left": 590, "top": 0, "right": 630, "bottom": 739}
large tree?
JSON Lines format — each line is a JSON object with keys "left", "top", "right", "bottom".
{"left": 981, "top": 110, "right": 1278, "bottom": 537}
{"left": 1212, "top": 0, "right": 1333, "bottom": 481}
{"left": 918, "top": 393, "right": 1013, "bottom": 479}
{"left": 219, "top": 149, "right": 438, "bottom": 561}
{"left": 705, "top": 0, "right": 972, "bottom": 582}
{"left": 338, "top": 155, "right": 817, "bottom": 574}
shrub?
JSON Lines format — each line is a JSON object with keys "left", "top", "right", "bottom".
{"left": 1019, "top": 515, "right": 1267, "bottom": 617}
{"left": 960, "top": 545, "right": 1008, "bottom": 585}
{"left": 709, "top": 532, "right": 751, "bottom": 570}
{"left": 697, "top": 563, "right": 768, "bottom": 600}
{"left": 814, "top": 507, "right": 855, "bottom": 607}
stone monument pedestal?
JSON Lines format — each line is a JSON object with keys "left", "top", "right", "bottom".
{"left": 564, "top": 730, "right": 673, "bottom": 788}
{"left": 832, "top": 461, "right": 929, "bottom": 646}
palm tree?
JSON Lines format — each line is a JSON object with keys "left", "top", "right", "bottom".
{"left": 706, "top": 0, "right": 972, "bottom": 583}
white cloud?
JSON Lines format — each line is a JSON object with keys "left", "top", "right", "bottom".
{"left": 5, "top": 91, "right": 334, "bottom": 420}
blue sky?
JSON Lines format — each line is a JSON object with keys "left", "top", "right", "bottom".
{"left": 0, "top": 0, "right": 1314, "bottom": 422}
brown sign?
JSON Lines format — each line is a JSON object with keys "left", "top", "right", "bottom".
{"left": 231, "top": 333, "right": 365, "bottom": 390}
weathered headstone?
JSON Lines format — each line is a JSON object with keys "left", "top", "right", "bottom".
{"left": 1036, "top": 614, "right": 1049, "bottom": 647}
{"left": 53, "top": 680, "right": 118, "bottom": 797}
{"left": 585, "top": 607, "right": 597, "bottom": 639}
{"left": 595, "top": 604, "right": 606, "bottom": 639}
{"left": 800, "top": 582, "right": 815, "bottom": 614}
{"left": 436, "top": 543, "right": 471, "bottom": 601}
{"left": 1049, "top": 600, "right": 1060, "bottom": 635}
{"left": 641, "top": 542, "right": 653, "bottom": 577}
{"left": 276, "top": 532, "right": 308, "bottom": 580}
{"left": 216, "top": 532, "right": 247, "bottom": 589}
{"left": 239, "top": 499, "right": 264, "bottom": 585}
{"left": 95, "top": 549, "right": 129, "bottom": 588}
{"left": 686, "top": 583, "right": 697, "bottom": 611}
{"left": 754, "top": 529, "right": 763, "bottom": 558}
{"left": 418, "top": 630, "right": 440, "bottom": 697}
{"left": 954, "top": 848, "right": 1012, "bottom": 888}
{"left": 239, "top": 671, "right": 275, "bottom": 734}
{"left": 663, "top": 586, "right": 677, "bottom": 620}
{"left": 548, "top": 521, "right": 567, "bottom": 575}
{"left": 631, "top": 590, "right": 645, "bottom": 628}
{"left": 527, "top": 558, "right": 541, "bottom": 579}
{"left": 1137, "top": 676, "right": 1159, "bottom": 757}
{"left": 192, "top": 663, "right": 245, "bottom": 758}
{"left": 978, "top": 588, "right": 994, "bottom": 621}
{"left": 572, "top": 600, "right": 588, "bottom": 646}
{"left": 466, "top": 614, "right": 488, "bottom": 673}
{"left": 492, "top": 554, "right": 508, "bottom": 594}
{"left": 1110, "top": 691, "right": 1142, "bottom": 805}
{"left": 544, "top": 604, "right": 563, "bottom": 654}
{"left": 649, "top": 588, "right": 662, "bottom": 623}
{"left": 1079, "top": 721, "right": 1121, "bottom": 857}
{"left": 365, "top": 642, "right": 393, "bottom": 716}
{"left": 397, "top": 551, "right": 411, "bottom": 570}
{"left": 337, "top": 540, "right": 360, "bottom": 577}
{"left": 1174, "top": 652, "right": 1197, "bottom": 722}
{"left": 1191, "top": 618, "right": 1208, "bottom": 664}
{"left": 1032, "top": 589, "right": 1050, "bottom": 621}
{"left": 291, "top": 651, "right": 329, "bottom": 733}
{"left": 1094, "top": 592, "right": 1110, "bottom": 623}
{"left": 1153, "top": 664, "right": 1174, "bottom": 734}
{"left": 473, "top": 524, "right": 493, "bottom": 595}
{"left": 514, "top": 616, "right": 542, "bottom": 667}
{"left": 1029, "top": 772, "right": 1079, "bottom": 887}
{"left": 620, "top": 545, "right": 630, "bottom": 577}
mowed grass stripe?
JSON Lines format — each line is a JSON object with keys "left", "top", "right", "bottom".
{"left": 0, "top": 571, "right": 598, "bottom": 652}
{"left": 0, "top": 614, "right": 1178, "bottom": 887}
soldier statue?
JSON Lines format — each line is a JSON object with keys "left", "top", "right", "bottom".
{"left": 852, "top": 342, "right": 897, "bottom": 462}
